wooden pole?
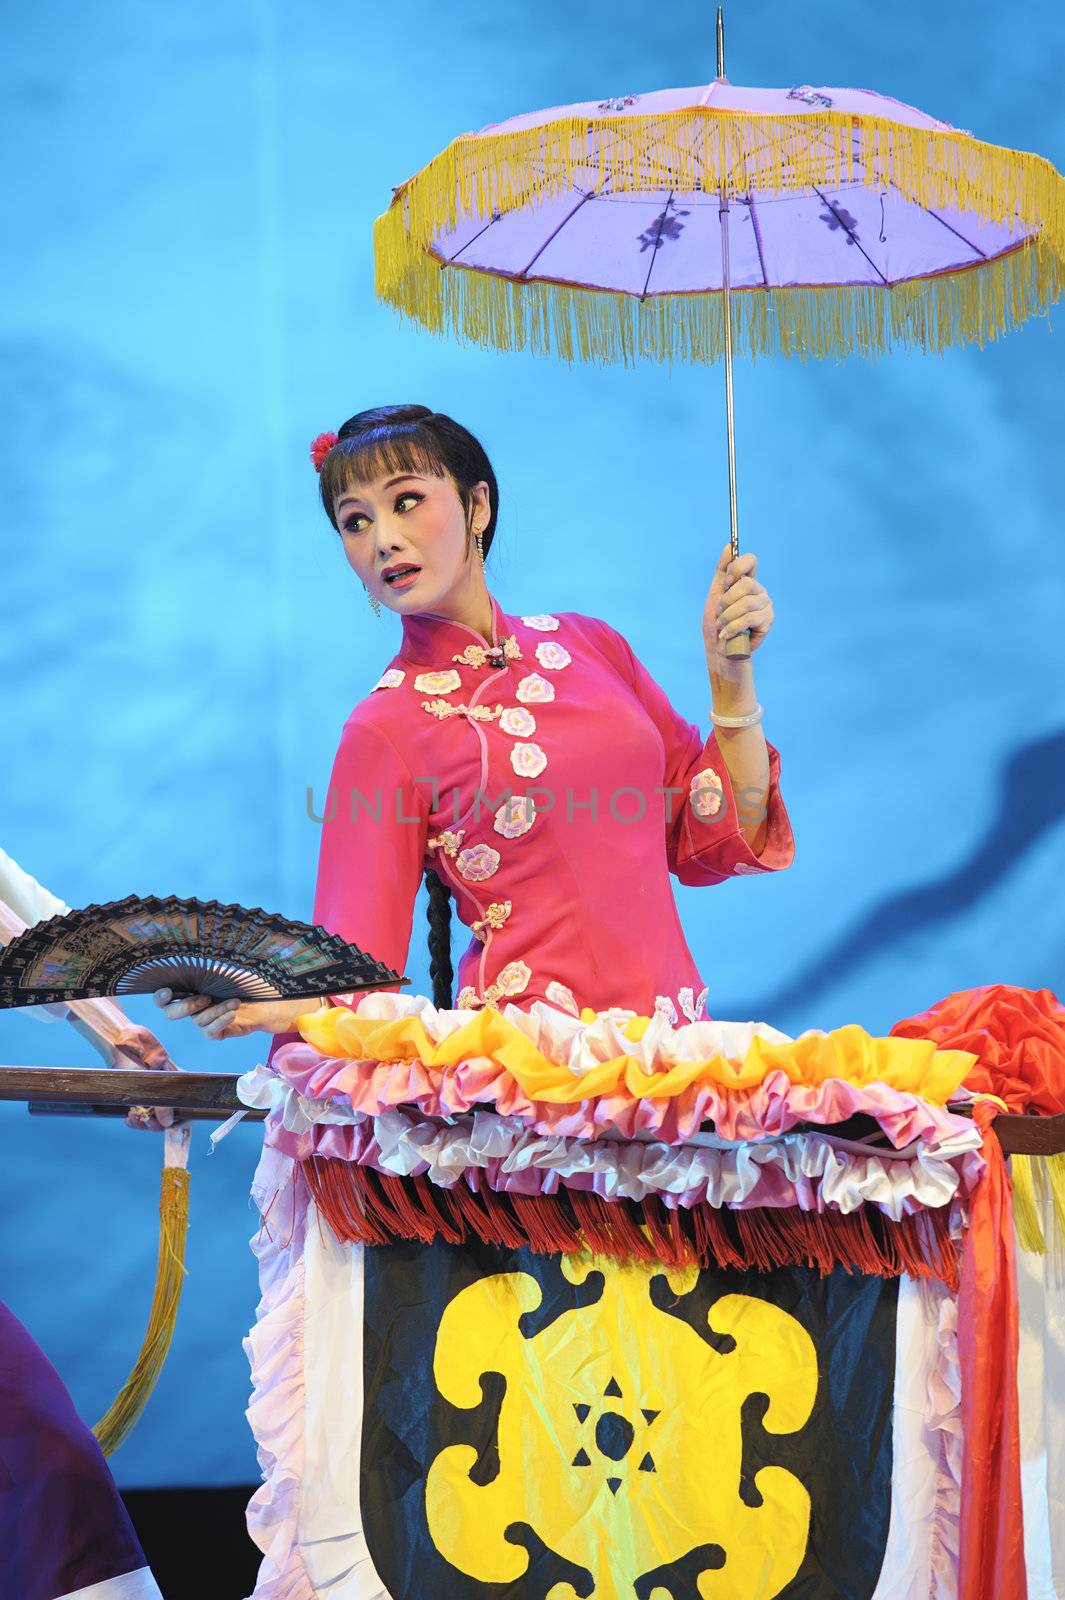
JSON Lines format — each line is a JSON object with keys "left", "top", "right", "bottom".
{"left": 0, "top": 1065, "right": 252, "bottom": 1114}
{"left": 0, "top": 1065, "right": 1061, "bottom": 1153}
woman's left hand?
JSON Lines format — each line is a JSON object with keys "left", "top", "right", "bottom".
{"left": 702, "top": 540, "right": 775, "bottom": 660}
{"left": 152, "top": 988, "right": 326, "bottom": 1040}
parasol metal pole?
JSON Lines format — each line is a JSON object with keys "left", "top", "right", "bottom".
{"left": 715, "top": 5, "right": 751, "bottom": 660}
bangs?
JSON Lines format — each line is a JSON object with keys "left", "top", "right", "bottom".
{"left": 320, "top": 425, "right": 453, "bottom": 524}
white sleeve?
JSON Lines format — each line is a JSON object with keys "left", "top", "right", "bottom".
{"left": 0, "top": 846, "right": 74, "bottom": 1021}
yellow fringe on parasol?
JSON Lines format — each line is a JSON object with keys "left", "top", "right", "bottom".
{"left": 374, "top": 108, "right": 1065, "bottom": 363}
{"left": 294, "top": 1003, "right": 978, "bottom": 1106}
{"left": 93, "top": 1157, "right": 190, "bottom": 1457}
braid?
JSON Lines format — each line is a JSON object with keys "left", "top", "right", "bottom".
{"left": 424, "top": 867, "right": 454, "bottom": 1009}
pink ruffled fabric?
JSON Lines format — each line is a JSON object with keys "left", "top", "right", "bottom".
{"left": 238, "top": 1068, "right": 984, "bottom": 1222}
{"left": 263, "top": 1041, "right": 975, "bottom": 1148}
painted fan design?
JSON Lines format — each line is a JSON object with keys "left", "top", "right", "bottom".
{"left": 0, "top": 894, "right": 405, "bottom": 1007}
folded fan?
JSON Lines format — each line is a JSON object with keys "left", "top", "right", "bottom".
{"left": 0, "top": 894, "right": 405, "bottom": 1007}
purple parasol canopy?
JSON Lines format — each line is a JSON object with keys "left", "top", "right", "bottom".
{"left": 375, "top": 75, "right": 1064, "bottom": 366}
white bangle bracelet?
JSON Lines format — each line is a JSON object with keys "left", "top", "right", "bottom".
{"left": 709, "top": 702, "right": 764, "bottom": 728}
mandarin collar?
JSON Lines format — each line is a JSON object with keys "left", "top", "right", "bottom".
{"left": 398, "top": 591, "right": 516, "bottom": 666}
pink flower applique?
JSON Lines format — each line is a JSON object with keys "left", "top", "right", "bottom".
{"left": 482, "top": 960, "right": 532, "bottom": 1006}
{"left": 510, "top": 741, "right": 547, "bottom": 778}
{"left": 493, "top": 795, "right": 537, "bottom": 839}
{"left": 372, "top": 667, "right": 405, "bottom": 690}
{"left": 515, "top": 673, "right": 555, "bottom": 704}
{"left": 689, "top": 767, "right": 725, "bottom": 818}
{"left": 521, "top": 615, "right": 560, "bottom": 631}
{"left": 497, "top": 959, "right": 531, "bottom": 995}
{"left": 534, "top": 641, "right": 571, "bottom": 671}
{"left": 499, "top": 706, "right": 537, "bottom": 737}
{"left": 545, "top": 980, "right": 580, "bottom": 1016}
{"left": 414, "top": 669, "right": 462, "bottom": 695}
{"left": 456, "top": 842, "right": 501, "bottom": 881}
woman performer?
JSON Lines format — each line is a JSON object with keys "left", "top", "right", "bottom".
{"left": 148, "top": 402, "right": 796, "bottom": 1595}
{"left": 154, "top": 400, "right": 793, "bottom": 1050}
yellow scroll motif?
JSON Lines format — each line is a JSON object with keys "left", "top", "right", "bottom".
{"left": 425, "top": 1253, "right": 817, "bottom": 1599}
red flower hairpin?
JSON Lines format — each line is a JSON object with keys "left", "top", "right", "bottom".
{"left": 309, "top": 431, "right": 339, "bottom": 472}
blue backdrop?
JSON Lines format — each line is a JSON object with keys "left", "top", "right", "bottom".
{"left": 1, "top": 0, "right": 1062, "bottom": 1487}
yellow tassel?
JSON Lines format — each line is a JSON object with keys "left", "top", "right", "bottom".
{"left": 373, "top": 108, "right": 1065, "bottom": 363}
{"left": 1046, "top": 1151, "right": 1065, "bottom": 1246}
{"left": 92, "top": 1164, "right": 190, "bottom": 1457}
{"left": 1011, "top": 1153, "right": 1046, "bottom": 1254}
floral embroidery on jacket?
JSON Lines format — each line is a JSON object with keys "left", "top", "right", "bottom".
{"left": 545, "top": 979, "right": 580, "bottom": 1016}
{"left": 696, "top": 984, "right": 709, "bottom": 1017}
{"left": 482, "top": 959, "right": 532, "bottom": 1007}
{"left": 455, "top": 842, "right": 501, "bottom": 881}
{"left": 654, "top": 993, "right": 680, "bottom": 1026}
{"left": 510, "top": 741, "right": 547, "bottom": 778}
{"left": 515, "top": 673, "right": 555, "bottom": 704}
{"left": 499, "top": 706, "right": 537, "bottom": 738}
{"left": 534, "top": 641, "right": 571, "bottom": 671}
{"left": 372, "top": 667, "right": 405, "bottom": 690}
{"left": 414, "top": 669, "right": 462, "bottom": 694}
{"left": 689, "top": 766, "right": 725, "bottom": 818}
{"left": 471, "top": 900, "right": 512, "bottom": 941}
{"left": 426, "top": 828, "right": 466, "bottom": 859}
{"left": 521, "top": 615, "right": 559, "bottom": 631}
{"left": 493, "top": 795, "right": 537, "bottom": 839}
{"left": 421, "top": 699, "right": 503, "bottom": 721}
{"left": 451, "top": 635, "right": 522, "bottom": 669}
{"left": 456, "top": 985, "right": 481, "bottom": 1009}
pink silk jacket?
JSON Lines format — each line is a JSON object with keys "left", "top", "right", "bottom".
{"left": 270, "top": 590, "right": 795, "bottom": 1061}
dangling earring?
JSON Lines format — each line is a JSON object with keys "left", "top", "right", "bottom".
{"left": 474, "top": 523, "right": 485, "bottom": 571}
{"left": 363, "top": 583, "right": 381, "bottom": 618}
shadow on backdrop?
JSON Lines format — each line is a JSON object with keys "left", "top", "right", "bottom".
{"left": 731, "top": 728, "right": 1065, "bottom": 1020}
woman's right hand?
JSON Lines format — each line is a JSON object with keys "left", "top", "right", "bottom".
{"left": 152, "top": 988, "right": 328, "bottom": 1041}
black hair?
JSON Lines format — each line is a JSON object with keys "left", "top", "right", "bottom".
{"left": 318, "top": 405, "right": 501, "bottom": 1008}
{"left": 318, "top": 403, "right": 499, "bottom": 560}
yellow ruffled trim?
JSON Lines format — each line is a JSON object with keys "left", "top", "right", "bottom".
{"left": 373, "top": 107, "right": 1065, "bottom": 364}
{"left": 294, "top": 1005, "right": 978, "bottom": 1107}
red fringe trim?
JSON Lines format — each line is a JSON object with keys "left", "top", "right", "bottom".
{"left": 304, "top": 1158, "right": 960, "bottom": 1288}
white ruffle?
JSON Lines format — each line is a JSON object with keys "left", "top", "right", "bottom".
{"left": 241, "top": 1144, "right": 316, "bottom": 1600}
{"left": 243, "top": 1149, "right": 397, "bottom": 1598}
{"left": 927, "top": 1267, "right": 963, "bottom": 1598}
{"left": 237, "top": 1072, "right": 983, "bottom": 1222}
{"left": 870, "top": 1257, "right": 963, "bottom": 1600}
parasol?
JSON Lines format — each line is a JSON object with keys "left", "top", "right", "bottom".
{"left": 373, "top": 7, "right": 1064, "bottom": 657}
